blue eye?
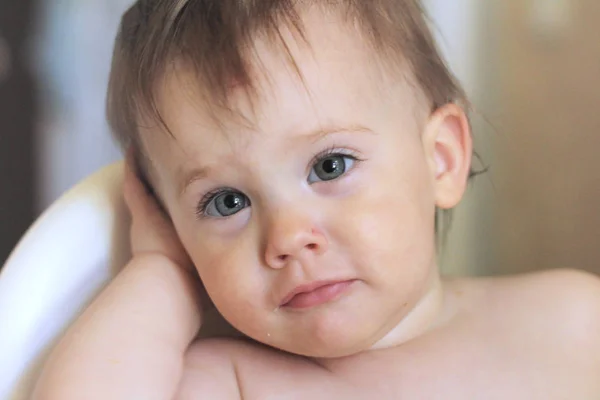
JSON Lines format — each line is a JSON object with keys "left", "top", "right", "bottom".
{"left": 202, "top": 190, "right": 250, "bottom": 217}
{"left": 308, "top": 154, "right": 355, "bottom": 183}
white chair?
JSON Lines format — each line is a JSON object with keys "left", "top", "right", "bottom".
{"left": 0, "top": 162, "right": 131, "bottom": 399}
{"left": 0, "top": 161, "right": 236, "bottom": 399}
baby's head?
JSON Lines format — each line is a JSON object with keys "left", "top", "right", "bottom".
{"left": 108, "top": 0, "right": 472, "bottom": 358}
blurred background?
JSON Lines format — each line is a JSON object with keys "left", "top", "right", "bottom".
{"left": 0, "top": 0, "right": 599, "bottom": 277}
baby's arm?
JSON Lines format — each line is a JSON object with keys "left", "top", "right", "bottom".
{"left": 33, "top": 253, "right": 201, "bottom": 399}
{"left": 32, "top": 160, "right": 239, "bottom": 399}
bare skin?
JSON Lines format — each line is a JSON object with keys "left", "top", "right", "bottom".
{"left": 180, "top": 271, "right": 600, "bottom": 399}
{"left": 32, "top": 162, "right": 600, "bottom": 399}
{"left": 33, "top": 9, "right": 600, "bottom": 400}
{"left": 33, "top": 197, "right": 600, "bottom": 400}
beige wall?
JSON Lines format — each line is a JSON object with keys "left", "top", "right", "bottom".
{"left": 484, "top": 1, "right": 600, "bottom": 275}
{"left": 423, "top": 1, "right": 494, "bottom": 277}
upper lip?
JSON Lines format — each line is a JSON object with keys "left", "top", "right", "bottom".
{"left": 279, "top": 279, "right": 354, "bottom": 307}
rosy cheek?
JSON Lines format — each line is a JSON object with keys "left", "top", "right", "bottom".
{"left": 190, "top": 241, "right": 234, "bottom": 277}
{"left": 190, "top": 235, "right": 254, "bottom": 290}
{"left": 198, "top": 250, "right": 262, "bottom": 332}
{"left": 194, "top": 252, "right": 237, "bottom": 305}
{"left": 333, "top": 187, "right": 420, "bottom": 256}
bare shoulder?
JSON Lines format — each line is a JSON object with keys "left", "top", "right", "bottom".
{"left": 480, "top": 269, "right": 600, "bottom": 393}
{"left": 178, "top": 337, "right": 342, "bottom": 400}
{"left": 488, "top": 268, "right": 600, "bottom": 323}
{"left": 538, "top": 268, "right": 600, "bottom": 309}
{"left": 477, "top": 269, "right": 600, "bottom": 340}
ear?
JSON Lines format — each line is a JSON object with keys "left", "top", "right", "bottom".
{"left": 421, "top": 103, "right": 472, "bottom": 209}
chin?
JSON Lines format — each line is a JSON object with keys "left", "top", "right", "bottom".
{"left": 278, "top": 321, "right": 376, "bottom": 359}
{"left": 288, "top": 337, "right": 371, "bottom": 359}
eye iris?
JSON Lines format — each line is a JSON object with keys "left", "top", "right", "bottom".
{"left": 214, "top": 192, "right": 247, "bottom": 216}
{"left": 316, "top": 156, "right": 345, "bottom": 180}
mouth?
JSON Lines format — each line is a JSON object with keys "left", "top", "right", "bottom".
{"left": 280, "top": 280, "right": 357, "bottom": 310}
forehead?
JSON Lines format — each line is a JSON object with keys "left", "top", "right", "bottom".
{"left": 142, "top": 8, "right": 427, "bottom": 187}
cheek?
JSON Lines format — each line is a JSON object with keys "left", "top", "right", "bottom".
{"left": 181, "top": 229, "right": 268, "bottom": 324}
{"left": 331, "top": 158, "right": 436, "bottom": 280}
{"left": 189, "top": 238, "right": 248, "bottom": 294}
{"left": 342, "top": 191, "right": 431, "bottom": 260}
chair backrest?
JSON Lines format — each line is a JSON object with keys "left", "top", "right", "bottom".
{"left": 0, "top": 162, "right": 131, "bottom": 400}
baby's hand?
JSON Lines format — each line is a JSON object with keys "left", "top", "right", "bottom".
{"left": 124, "top": 154, "right": 212, "bottom": 311}
{"left": 124, "top": 152, "right": 192, "bottom": 268}
{"left": 32, "top": 157, "right": 204, "bottom": 400}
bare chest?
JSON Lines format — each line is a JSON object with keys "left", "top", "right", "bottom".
{"left": 243, "top": 334, "right": 578, "bottom": 400}
{"left": 336, "top": 330, "right": 583, "bottom": 400}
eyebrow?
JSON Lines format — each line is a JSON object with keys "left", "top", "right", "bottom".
{"left": 305, "top": 124, "right": 374, "bottom": 143}
{"left": 178, "top": 164, "right": 212, "bottom": 197}
{"left": 177, "top": 124, "right": 374, "bottom": 196}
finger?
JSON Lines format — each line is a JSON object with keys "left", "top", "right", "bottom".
{"left": 122, "top": 152, "right": 195, "bottom": 271}
{"left": 123, "top": 154, "right": 162, "bottom": 220}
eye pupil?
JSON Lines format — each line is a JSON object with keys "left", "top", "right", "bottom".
{"left": 224, "top": 194, "right": 241, "bottom": 209}
{"left": 322, "top": 158, "right": 340, "bottom": 174}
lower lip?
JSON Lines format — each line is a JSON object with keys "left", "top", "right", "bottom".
{"left": 283, "top": 280, "right": 356, "bottom": 309}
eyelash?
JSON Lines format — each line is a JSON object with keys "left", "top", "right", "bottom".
{"left": 309, "top": 146, "right": 363, "bottom": 174}
{"left": 195, "top": 146, "right": 364, "bottom": 218}
{"left": 196, "top": 187, "right": 239, "bottom": 218}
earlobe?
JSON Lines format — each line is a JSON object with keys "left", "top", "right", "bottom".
{"left": 423, "top": 103, "right": 472, "bottom": 209}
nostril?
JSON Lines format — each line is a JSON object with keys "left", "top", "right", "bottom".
{"left": 278, "top": 255, "right": 289, "bottom": 262}
{"left": 307, "top": 243, "right": 317, "bottom": 250}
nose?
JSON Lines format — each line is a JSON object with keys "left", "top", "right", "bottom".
{"left": 264, "top": 210, "right": 328, "bottom": 269}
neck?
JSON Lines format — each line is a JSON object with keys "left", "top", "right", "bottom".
{"left": 312, "top": 266, "right": 450, "bottom": 369}
{"left": 369, "top": 271, "right": 446, "bottom": 351}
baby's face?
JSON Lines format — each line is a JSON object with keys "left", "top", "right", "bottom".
{"left": 143, "top": 11, "right": 469, "bottom": 357}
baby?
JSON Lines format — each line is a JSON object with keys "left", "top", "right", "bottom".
{"left": 34, "top": 0, "right": 600, "bottom": 399}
